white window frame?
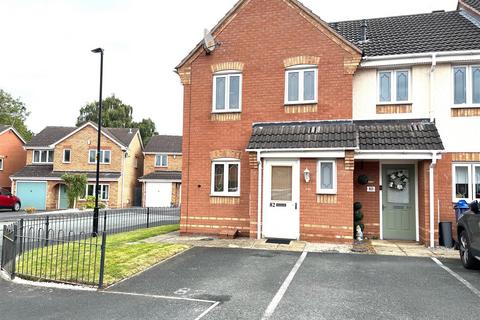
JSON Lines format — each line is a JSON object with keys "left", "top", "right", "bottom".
{"left": 81, "top": 184, "right": 110, "bottom": 201}
{"left": 451, "top": 163, "right": 480, "bottom": 202}
{"left": 212, "top": 71, "right": 243, "bottom": 113}
{"left": 155, "top": 154, "right": 168, "bottom": 167}
{"left": 32, "top": 150, "right": 54, "bottom": 164}
{"left": 63, "top": 149, "right": 71, "bottom": 163}
{"left": 377, "top": 69, "right": 411, "bottom": 104}
{"left": 284, "top": 65, "right": 318, "bottom": 105}
{"left": 452, "top": 65, "right": 480, "bottom": 107}
{"left": 0, "top": 158, "right": 3, "bottom": 170}
{"left": 316, "top": 160, "right": 337, "bottom": 195}
{"left": 88, "top": 149, "right": 111, "bottom": 164}
{"left": 210, "top": 159, "right": 240, "bottom": 197}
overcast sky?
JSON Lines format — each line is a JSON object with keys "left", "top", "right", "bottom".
{"left": 0, "top": 0, "right": 457, "bottom": 135}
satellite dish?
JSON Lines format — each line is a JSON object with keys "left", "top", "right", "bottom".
{"left": 203, "top": 29, "right": 217, "bottom": 54}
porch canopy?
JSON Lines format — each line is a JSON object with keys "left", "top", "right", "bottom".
{"left": 247, "top": 119, "right": 444, "bottom": 156}
{"left": 139, "top": 171, "right": 182, "bottom": 182}
{"left": 11, "top": 165, "right": 121, "bottom": 181}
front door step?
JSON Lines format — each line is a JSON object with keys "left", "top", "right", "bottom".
{"left": 265, "top": 238, "right": 291, "bottom": 245}
{"left": 218, "top": 229, "right": 239, "bottom": 239}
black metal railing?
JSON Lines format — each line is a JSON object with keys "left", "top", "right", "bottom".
{"left": 1, "top": 207, "right": 180, "bottom": 288}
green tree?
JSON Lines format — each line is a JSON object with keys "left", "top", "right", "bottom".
{"left": 0, "top": 89, "right": 34, "bottom": 141}
{"left": 76, "top": 94, "right": 134, "bottom": 128}
{"left": 76, "top": 94, "right": 157, "bottom": 144}
{"left": 133, "top": 118, "right": 157, "bottom": 145}
{"left": 61, "top": 173, "right": 87, "bottom": 208}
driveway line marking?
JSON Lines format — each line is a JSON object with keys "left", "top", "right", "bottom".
{"left": 431, "top": 257, "right": 480, "bottom": 299}
{"left": 105, "top": 290, "right": 218, "bottom": 304}
{"left": 194, "top": 301, "right": 220, "bottom": 320}
{"left": 261, "top": 251, "right": 308, "bottom": 320}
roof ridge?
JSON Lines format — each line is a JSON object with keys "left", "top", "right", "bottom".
{"left": 330, "top": 10, "right": 459, "bottom": 25}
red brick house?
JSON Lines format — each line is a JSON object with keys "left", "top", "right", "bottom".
{"left": 0, "top": 125, "right": 26, "bottom": 191}
{"left": 176, "top": 0, "right": 478, "bottom": 246}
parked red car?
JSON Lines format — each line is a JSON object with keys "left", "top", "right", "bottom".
{"left": 0, "top": 187, "right": 21, "bottom": 211}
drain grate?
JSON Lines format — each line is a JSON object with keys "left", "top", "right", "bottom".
{"left": 265, "top": 238, "right": 291, "bottom": 245}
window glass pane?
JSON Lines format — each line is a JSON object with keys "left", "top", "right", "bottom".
{"left": 102, "top": 185, "right": 109, "bottom": 200}
{"left": 0, "top": 159, "right": 3, "bottom": 169}
{"left": 155, "top": 155, "right": 161, "bottom": 166}
{"left": 320, "top": 162, "right": 334, "bottom": 190}
{"left": 304, "top": 70, "right": 315, "bottom": 101}
{"left": 228, "top": 164, "right": 239, "bottom": 192}
{"left": 89, "top": 150, "right": 96, "bottom": 163}
{"left": 229, "top": 75, "right": 240, "bottom": 110}
{"left": 34, "top": 151, "right": 40, "bottom": 163}
{"left": 64, "top": 150, "right": 70, "bottom": 162}
{"left": 396, "top": 71, "right": 408, "bottom": 101}
{"left": 103, "top": 150, "right": 111, "bottom": 163}
{"left": 87, "top": 185, "right": 95, "bottom": 197}
{"left": 41, "top": 151, "right": 47, "bottom": 162}
{"left": 214, "top": 164, "right": 224, "bottom": 192}
{"left": 473, "top": 67, "right": 480, "bottom": 104}
{"left": 162, "top": 155, "right": 168, "bottom": 166}
{"left": 475, "top": 166, "right": 480, "bottom": 199}
{"left": 48, "top": 151, "right": 54, "bottom": 163}
{"left": 271, "top": 166, "right": 292, "bottom": 201}
{"left": 379, "top": 72, "right": 391, "bottom": 102}
{"left": 454, "top": 67, "right": 467, "bottom": 104}
{"left": 288, "top": 72, "right": 299, "bottom": 102}
{"left": 215, "top": 77, "right": 226, "bottom": 110}
{"left": 455, "top": 166, "right": 469, "bottom": 199}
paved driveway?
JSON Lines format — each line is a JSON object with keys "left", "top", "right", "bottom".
{"left": 1, "top": 247, "right": 479, "bottom": 319}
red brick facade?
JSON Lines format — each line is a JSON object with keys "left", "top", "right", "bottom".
{"left": 0, "top": 129, "right": 26, "bottom": 191}
{"left": 178, "top": 0, "right": 360, "bottom": 241}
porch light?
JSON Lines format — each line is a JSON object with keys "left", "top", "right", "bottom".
{"left": 304, "top": 168, "right": 311, "bottom": 183}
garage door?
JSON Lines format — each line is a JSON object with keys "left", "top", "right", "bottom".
{"left": 145, "top": 182, "right": 172, "bottom": 207}
{"left": 16, "top": 182, "right": 47, "bottom": 210}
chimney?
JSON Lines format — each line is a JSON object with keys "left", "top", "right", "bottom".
{"left": 360, "top": 20, "right": 368, "bottom": 42}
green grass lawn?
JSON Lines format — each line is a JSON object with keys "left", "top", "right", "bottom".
{"left": 16, "top": 224, "right": 189, "bottom": 287}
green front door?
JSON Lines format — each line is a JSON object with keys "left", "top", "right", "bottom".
{"left": 59, "top": 184, "right": 69, "bottom": 210}
{"left": 382, "top": 164, "right": 416, "bottom": 240}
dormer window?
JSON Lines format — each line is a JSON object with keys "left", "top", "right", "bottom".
{"left": 33, "top": 150, "right": 54, "bottom": 164}
{"left": 213, "top": 72, "right": 242, "bottom": 112}
{"left": 285, "top": 66, "right": 318, "bottom": 105}
{"left": 378, "top": 70, "right": 410, "bottom": 103}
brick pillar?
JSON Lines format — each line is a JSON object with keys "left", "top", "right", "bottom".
{"left": 248, "top": 153, "right": 259, "bottom": 239}
{"left": 179, "top": 72, "right": 191, "bottom": 235}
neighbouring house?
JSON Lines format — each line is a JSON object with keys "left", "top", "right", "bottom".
{"left": 0, "top": 125, "right": 26, "bottom": 192}
{"left": 139, "top": 135, "right": 182, "bottom": 207}
{"left": 10, "top": 122, "right": 143, "bottom": 210}
{"left": 176, "top": 0, "right": 480, "bottom": 246}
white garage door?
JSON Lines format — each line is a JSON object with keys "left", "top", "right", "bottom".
{"left": 145, "top": 182, "right": 172, "bottom": 207}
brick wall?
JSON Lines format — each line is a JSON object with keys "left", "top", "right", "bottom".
{"left": 0, "top": 130, "right": 26, "bottom": 190}
{"left": 119, "top": 133, "right": 143, "bottom": 207}
{"left": 353, "top": 161, "right": 380, "bottom": 239}
{"left": 179, "top": 0, "right": 360, "bottom": 240}
{"left": 144, "top": 154, "right": 182, "bottom": 175}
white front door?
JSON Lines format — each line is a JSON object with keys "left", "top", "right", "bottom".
{"left": 145, "top": 182, "right": 172, "bottom": 207}
{"left": 262, "top": 159, "right": 300, "bottom": 240}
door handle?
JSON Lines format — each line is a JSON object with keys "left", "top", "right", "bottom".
{"left": 295, "top": 203, "right": 298, "bottom": 210}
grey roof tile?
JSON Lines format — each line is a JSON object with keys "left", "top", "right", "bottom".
{"left": 463, "top": 0, "right": 480, "bottom": 11}
{"left": 330, "top": 10, "right": 480, "bottom": 56}
{"left": 11, "top": 165, "right": 121, "bottom": 180}
{"left": 144, "top": 135, "right": 182, "bottom": 153}
{"left": 139, "top": 171, "right": 182, "bottom": 181}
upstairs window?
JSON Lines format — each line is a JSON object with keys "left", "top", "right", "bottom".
{"left": 33, "top": 150, "right": 54, "bottom": 164}
{"left": 213, "top": 72, "right": 242, "bottom": 112}
{"left": 454, "top": 66, "right": 480, "bottom": 105}
{"left": 155, "top": 154, "right": 168, "bottom": 167}
{"left": 63, "top": 149, "right": 71, "bottom": 163}
{"left": 378, "top": 70, "right": 410, "bottom": 103}
{"left": 285, "top": 66, "right": 317, "bottom": 104}
{"left": 0, "top": 158, "right": 3, "bottom": 170}
{"left": 317, "top": 160, "right": 337, "bottom": 194}
{"left": 211, "top": 160, "right": 240, "bottom": 196}
{"left": 88, "top": 149, "right": 111, "bottom": 164}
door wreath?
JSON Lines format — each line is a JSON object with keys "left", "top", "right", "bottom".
{"left": 388, "top": 171, "right": 408, "bottom": 191}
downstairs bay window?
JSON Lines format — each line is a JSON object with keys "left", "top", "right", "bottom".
{"left": 453, "top": 164, "right": 480, "bottom": 202}
{"left": 211, "top": 160, "right": 240, "bottom": 196}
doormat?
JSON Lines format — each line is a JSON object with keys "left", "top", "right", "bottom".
{"left": 265, "top": 238, "right": 291, "bottom": 245}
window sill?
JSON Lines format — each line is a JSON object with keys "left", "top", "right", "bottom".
{"left": 284, "top": 101, "right": 317, "bottom": 106}
{"left": 211, "top": 110, "right": 242, "bottom": 114}
{"left": 376, "top": 102, "right": 412, "bottom": 106}
{"left": 451, "top": 105, "right": 480, "bottom": 109}
{"left": 316, "top": 192, "right": 337, "bottom": 195}
{"left": 210, "top": 194, "right": 240, "bottom": 198}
